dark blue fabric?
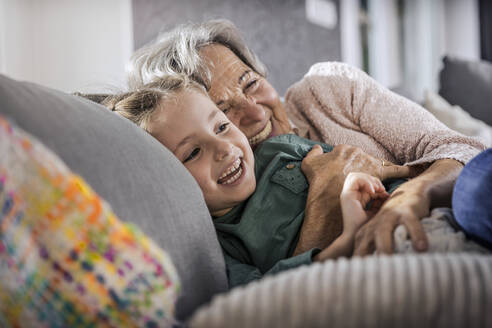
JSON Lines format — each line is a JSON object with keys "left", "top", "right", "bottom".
{"left": 452, "top": 148, "right": 492, "bottom": 249}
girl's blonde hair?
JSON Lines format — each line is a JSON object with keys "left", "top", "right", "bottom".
{"left": 103, "top": 75, "right": 205, "bottom": 132}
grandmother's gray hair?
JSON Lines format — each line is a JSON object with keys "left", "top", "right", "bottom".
{"left": 127, "top": 19, "right": 267, "bottom": 90}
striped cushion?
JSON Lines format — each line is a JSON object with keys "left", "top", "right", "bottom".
{"left": 191, "top": 253, "right": 492, "bottom": 328}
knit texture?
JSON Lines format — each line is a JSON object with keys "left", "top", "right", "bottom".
{"left": 285, "top": 62, "right": 486, "bottom": 166}
{"left": 0, "top": 115, "right": 180, "bottom": 327}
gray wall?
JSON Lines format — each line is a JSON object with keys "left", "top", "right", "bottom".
{"left": 132, "top": 0, "right": 341, "bottom": 95}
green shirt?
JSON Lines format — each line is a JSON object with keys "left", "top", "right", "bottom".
{"left": 214, "top": 134, "right": 404, "bottom": 288}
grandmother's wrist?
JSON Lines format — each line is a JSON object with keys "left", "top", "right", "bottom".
{"left": 310, "top": 173, "right": 343, "bottom": 192}
{"left": 393, "top": 176, "right": 432, "bottom": 198}
{"left": 401, "top": 159, "right": 463, "bottom": 200}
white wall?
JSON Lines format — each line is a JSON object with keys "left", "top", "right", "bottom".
{"left": 402, "top": 0, "right": 446, "bottom": 100}
{"left": 0, "top": 0, "right": 133, "bottom": 93}
{"left": 444, "top": 0, "right": 480, "bottom": 60}
{"left": 367, "top": 0, "right": 402, "bottom": 89}
{"left": 340, "top": 0, "right": 362, "bottom": 69}
{"left": 339, "top": 0, "right": 480, "bottom": 101}
{"left": 402, "top": 0, "right": 480, "bottom": 100}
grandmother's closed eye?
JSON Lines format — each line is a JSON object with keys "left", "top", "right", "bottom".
{"left": 244, "top": 79, "right": 258, "bottom": 92}
{"left": 242, "top": 71, "right": 261, "bottom": 94}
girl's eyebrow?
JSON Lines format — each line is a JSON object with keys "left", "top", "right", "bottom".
{"left": 210, "top": 109, "right": 221, "bottom": 121}
{"left": 174, "top": 110, "right": 222, "bottom": 153}
{"left": 174, "top": 134, "right": 194, "bottom": 153}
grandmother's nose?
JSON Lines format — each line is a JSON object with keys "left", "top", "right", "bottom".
{"left": 239, "top": 97, "right": 265, "bottom": 124}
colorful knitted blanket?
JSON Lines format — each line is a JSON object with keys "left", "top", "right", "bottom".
{"left": 0, "top": 115, "right": 180, "bottom": 327}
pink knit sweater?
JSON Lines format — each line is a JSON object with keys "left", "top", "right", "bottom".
{"left": 284, "top": 62, "right": 485, "bottom": 166}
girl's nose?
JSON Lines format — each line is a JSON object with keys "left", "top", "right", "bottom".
{"left": 214, "top": 139, "right": 234, "bottom": 161}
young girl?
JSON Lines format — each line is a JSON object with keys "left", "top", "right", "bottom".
{"left": 104, "top": 76, "right": 488, "bottom": 288}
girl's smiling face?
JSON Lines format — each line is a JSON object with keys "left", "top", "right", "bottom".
{"left": 148, "top": 89, "right": 256, "bottom": 217}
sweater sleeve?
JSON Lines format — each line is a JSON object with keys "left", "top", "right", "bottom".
{"left": 224, "top": 249, "right": 320, "bottom": 289}
{"left": 284, "top": 62, "right": 486, "bottom": 166}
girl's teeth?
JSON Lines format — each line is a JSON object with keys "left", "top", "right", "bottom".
{"left": 219, "top": 158, "right": 241, "bottom": 180}
{"left": 222, "top": 166, "right": 243, "bottom": 185}
{"left": 248, "top": 120, "right": 272, "bottom": 146}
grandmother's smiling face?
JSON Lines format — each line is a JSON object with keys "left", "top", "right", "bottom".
{"left": 199, "top": 44, "right": 292, "bottom": 149}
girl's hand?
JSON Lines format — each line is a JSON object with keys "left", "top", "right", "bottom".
{"left": 340, "top": 172, "right": 389, "bottom": 235}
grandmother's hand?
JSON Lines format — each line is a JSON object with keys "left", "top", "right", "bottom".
{"left": 301, "top": 144, "right": 417, "bottom": 185}
{"left": 352, "top": 158, "right": 462, "bottom": 255}
{"left": 294, "top": 144, "right": 417, "bottom": 255}
{"left": 352, "top": 186, "right": 429, "bottom": 255}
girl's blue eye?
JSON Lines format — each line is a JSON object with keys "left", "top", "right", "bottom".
{"left": 222, "top": 108, "right": 231, "bottom": 115}
{"left": 217, "top": 122, "right": 229, "bottom": 133}
{"left": 184, "top": 148, "right": 200, "bottom": 163}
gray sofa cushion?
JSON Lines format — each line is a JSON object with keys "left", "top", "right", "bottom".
{"left": 439, "top": 56, "right": 492, "bottom": 126}
{"left": 0, "top": 74, "right": 228, "bottom": 320}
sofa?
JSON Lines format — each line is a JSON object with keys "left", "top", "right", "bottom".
{"left": 0, "top": 56, "right": 491, "bottom": 327}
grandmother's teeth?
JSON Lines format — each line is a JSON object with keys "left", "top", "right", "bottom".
{"left": 248, "top": 120, "right": 272, "bottom": 145}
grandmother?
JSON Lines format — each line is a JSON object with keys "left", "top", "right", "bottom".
{"left": 127, "top": 19, "right": 485, "bottom": 256}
